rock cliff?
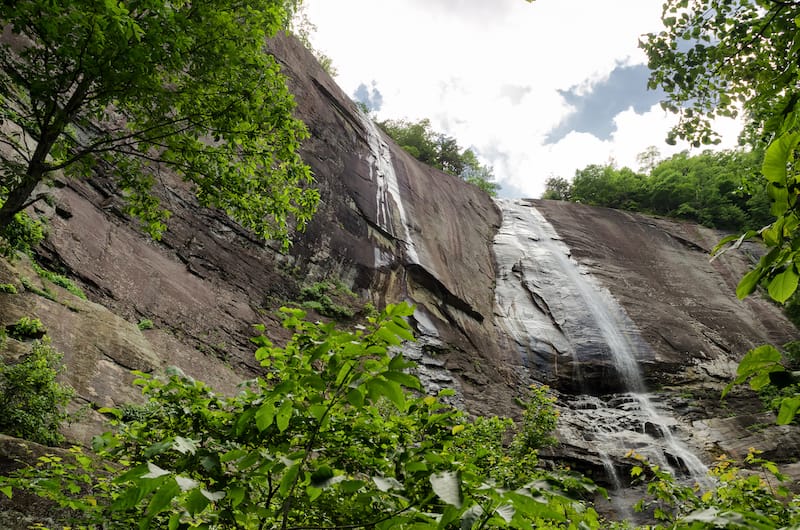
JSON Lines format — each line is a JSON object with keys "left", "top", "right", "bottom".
{"left": 1, "top": 32, "right": 798, "bottom": 491}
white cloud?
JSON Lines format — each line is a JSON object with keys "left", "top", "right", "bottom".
{"left": 302, "top": 0, "right": 742, "bottom": 198}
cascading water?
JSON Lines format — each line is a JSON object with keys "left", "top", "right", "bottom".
{"left": 359, "top": 113, "right": 419, "bottom": 266}
{"left": 493, "top": 199, "right": 709, "bottom": 491}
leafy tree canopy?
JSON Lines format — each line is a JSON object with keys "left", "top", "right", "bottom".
{"left": 378, "top": 118, "right": 500, "bottom": 197}
{"left": 542, "top": 149, "right": 768, "bottom": 231}
{"left": 642, "top": 1, "right": 800, "bottom": 424}
{"left": 0, "top": 0, "right": 319, "bottom": 247}
{"left": 641, "top": 0, "right": 800, "bottom": 148}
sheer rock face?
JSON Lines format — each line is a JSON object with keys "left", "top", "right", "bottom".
{"left": 531, "top": 198, "right": 796, "bottom": 389}
{"left": 1, "top": 32, "right": 798, "bottom": 479}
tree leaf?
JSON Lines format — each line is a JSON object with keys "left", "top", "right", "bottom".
{"left": 381, "top": 370, "right": 421, "bottom": 390}
{"left": 366, "top": 378, "right": 405, "bottom": 410}
{"left": 768, "top": 266, "right": 799, "bottom": 303}
{"left": 228, "top": 485, "right": 245, "bottom": 507}
{"left": 145, "top": 478, "right": 180, "bottom": 517}
{"left": 279, "top": 462, "right": 301, "bottom": 496}
{"left": 460, "top": 504, "right": 483, "bottom": 529}
{"left": 736, "top": 345, "right": 782, "bottom": 377}
{"left": 255, "top": 401, "right": 275, "bottom": 431}
{"left": 173, "top": 436, "right": 197, "bottom": 455}
{"left": 142, "top": 462, "right": 170, "bottom": 479}
{"left": 762, "top": 131, "right": 799, "bottom": 185}
{"left": 736, "top": 267, "right": 763, "bottom": 299}
{"left": 175, "top": 475, "right": 198, "bottom": 492}
{"left": 185, "top": 488, "right": 210, "bottom": 515}
{"left": 346, "top": 388, "right": 364, "bottom": 408}
{"left": 276, "top": 400, "right": 292, "bottom": 432}
{"left": 0, "top": 486, "right": 11, "bottom": 499}
{"left": 495, "top": 503, "right": 515, "bottom": 523}
{"left": 201, "top": 489, "right": 226, "bottom": 502}
{"left": 430, "top": 470, "right": 463, "bottom": 508}
{"left": 777, "top": 397, "right": 800, "bottom": 425}
{"left": 373, "top": 476, "right": 403, "bottom": 492}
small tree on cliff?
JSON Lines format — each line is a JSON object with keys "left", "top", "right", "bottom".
{"left": 0, "top": 0, "right": 319, "bottom": 246}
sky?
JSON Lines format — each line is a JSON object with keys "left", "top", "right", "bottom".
{"left": 302, "top": 0, "right": 743, "bottom": 198}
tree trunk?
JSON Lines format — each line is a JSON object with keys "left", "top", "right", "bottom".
{"left": 0, "top": 166, "right": 45, "bottom": 228}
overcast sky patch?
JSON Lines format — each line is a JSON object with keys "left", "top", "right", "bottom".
{"left": 545, "top": 64, "right": 665, "bottom": 144}
{"left": 303, "top": 0, "right": 741, "bottom": 197}
{"left": 499, "top": 84, "right": 533, "bottom": 106}
{"left": 353, "top": 81, "right": 384, "bottom": 112}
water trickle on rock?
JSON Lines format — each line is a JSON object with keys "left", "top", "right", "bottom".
{"left": 359, "top": 113, "right": 419, "bottom": 265}
{"left": 493, "top": 199, "right": 709, "bottom": 492}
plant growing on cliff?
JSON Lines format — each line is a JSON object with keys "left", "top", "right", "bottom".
{"left": 0, "top": 303, "right": 606, "bottom": 529}
{"left": 0, "top": 0, "right": 319, "bottom": 247}
{"left": 6, "top": 316, "right": 45, "bottom": 339}
{"left": 0, "top": 338, "right": 74, "bottom": 445}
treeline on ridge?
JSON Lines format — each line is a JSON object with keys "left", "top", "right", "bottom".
{"left": 542, "top": 148, "right": 772, "bottom": 232}
{"left": 377, "top": 118, "right": 501, "bottom": 197}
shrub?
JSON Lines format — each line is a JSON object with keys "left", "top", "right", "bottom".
{"left": 0, "top": 283, "right": 17, "bottom": 294}
{"left": 0, "top": 304, "right": 605, "bottom": 528}
{"left": 0, "top": 338, "right": 74, "bottom": 445}
{"left": 0, "top": 210, "right": 45, "bottom": 258}
{"left": 510, "top": 384, "right": 559, "bottom": 459}
{"left": 137, "top": 319, "right": 154, "bottom": 331}
{"left": 7, "top": 316, "right": 46, "bottom": 340}
{"left": 299, "top": 280, "right": 357, "bottom": 319}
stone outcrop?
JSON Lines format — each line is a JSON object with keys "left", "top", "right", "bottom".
{"left": 1, "top": 31, "right": 798, "bottom": 502}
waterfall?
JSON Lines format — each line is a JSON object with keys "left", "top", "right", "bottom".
{"left": 493, "top": 199, "right": 709, "bottom": 489}
{"left": 359, "top": 113, "right": 419, "bottom": 265}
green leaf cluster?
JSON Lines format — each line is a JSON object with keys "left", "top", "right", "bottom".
{"left": 629, "top": 449, "right": 800, "bottom": 529}
{"left": 641, "top": 1, "right": 800, "bottom": 148}
{"left": 0, "top": 337, "right": 74, "bottom": 446}
{"left": 0, "top": 0, "right": 319, "bottom": 247}
{"left": 544, "top": 149, "right": 768, "bottom": 231}
{"left": 0, "top": 303, "right": 604, "bottom": 529}
{"left": 6, "top": 315, "right": 45, "bottom": 339}
{"left": 297, "top": 279, "right": 357, "bottom": 320}
{"left": 0, "top": 208, "right": 45, "bottom": 259}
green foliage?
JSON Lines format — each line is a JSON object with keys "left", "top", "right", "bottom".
{"left": 7, "top": 316, "right": 46, "bottom": 340}
{"left": 0, "top": 282, "right": 17, "bottom": 294}
{"left": 0, "top": 338, "right": 74, "bottom": 445}
{"left": 640, "top": 1, "right": 799, "bottom": 148}
{"left": 549, "top": 150, "right": 765, "bottom": 231}
{"left": 722, "top": 343, "right": 800, "bottom": 425}
{"left": 0, "top": 303, "right": 608, "bottom": 529}
{"left": 378, "top": 119, "right": 500, "bottom": 196}
{"left": 541, "top": 176, "right": 571, "bottom": 201}
{"left": 137, "top": 319, "right": 154, "bottom": 331}
{"left": 629, "top": 449, "right": 800, "bottom": 529}
{"left": 0, "top": 0, "right": 319, "bottom": 247}
{"left": 0, "top": 209, "right": 45, "bottom": 258}
{"left": 31, "top": 261, "right": 87, "bottom": 300}
{"left": 510, "top": 385, "right": 559, "bottom": 459}
{"left": 298, "top": 279, "right": 357, "bottom": 319}
{"left": 644, "top": 0, "right": 800, "bottom": 309}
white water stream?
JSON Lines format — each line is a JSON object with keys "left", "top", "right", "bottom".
{"left": 359, "top": 113, "right": 419, "bottom": 266}
{"left": 493, "top": 199, "right": 709, "bottom": 488}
